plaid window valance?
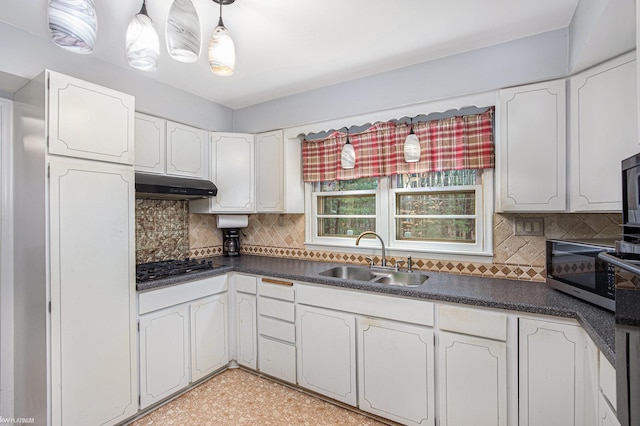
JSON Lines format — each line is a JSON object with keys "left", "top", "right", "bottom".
{"left": 302, "top": 108, "right": 494, "bottom": 182}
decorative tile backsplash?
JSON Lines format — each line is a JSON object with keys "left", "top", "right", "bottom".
{"left": 136, "top": 199, "right": 622, "bottom": 283}
{"left": 135, "top": 199, "right": 190, "bottom": 264}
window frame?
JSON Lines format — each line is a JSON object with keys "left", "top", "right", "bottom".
{"left": 304, "top": 170, "right": 494, "bottom": 261}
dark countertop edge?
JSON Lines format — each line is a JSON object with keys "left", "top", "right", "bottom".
{"left": 137, "top": 255, "right": 616, "bottom": 364}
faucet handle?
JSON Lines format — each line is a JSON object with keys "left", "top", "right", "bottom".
{"left": 407, "top": 256, "right": 413, "bottom": 272}
{"left": 365, "top": 256, "right": 374, "bottom": 267}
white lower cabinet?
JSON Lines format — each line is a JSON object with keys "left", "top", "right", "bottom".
{"left": 519, "top": 317, "right": 590, "bottom": 426}
{"left": 139, "top": 304, "right": 190, "bottom": 409}
{"left": 236, "top": 291, "right": 257, "bottom": 369}
{"left": 437, "top": 331, "right": 507, "bottom": 426}
{"left": 357, "top": 317, "right": 435, "bottom": 425}
{"left": 138, "top": 276, "right": 229, "bottom": 410}
{"left": 599, "top": 393, "right": 622, "bottom": 426}
{"left": 296, "top": 304, "right": 357, "bottom": 405}
{"left": 190, "top": 294, "right": 229, "bottom": 382}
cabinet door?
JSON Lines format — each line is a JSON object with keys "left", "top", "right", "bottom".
{"left": 49, "top": 159, "right": 137, "bottom": 426}
{"left": 599, "top": 393, "right": 622, "bottom": 426}
{"left": 166, "top": 121, "right": 208, "bottom": 179}
{"left": 519, "top": 318, "right": 588, "bottom": 426}
{"left": 139, "top": 304, "right": 190, "bottom": 409}
{"left": 569, "top": 53, "right": 638, "bottom": 211}
{"left": 236, "top": 292, "right": 257, "bottom": 369}
{"left": 256, "top": 130, "right": 284, "bottom": 212}
{"left": 438, "top": 331, "right": 507, "bottom": 426}
{"left": 48, "top": 71, "right": 135, "bottom": 165}
{"left": 297, "top": 305, "right": 357, "bottom": 406}
{"left": 357, "top": 317, "right": 435, "bottom": 426}
{"left": 210, "top": 132, "right": 255, "bottom": 212}
{"left": 135, "top": 113, "right": 166, "bottom": 174}
{"left": 190, "top": 293, "right": 229, "bottom": 382}
{"left": 497, "top": 80, "right": 566, "bottom": 211}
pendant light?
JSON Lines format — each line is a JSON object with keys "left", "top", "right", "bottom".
{"left": 48, "top": 0, "right": 97, "bottom": 54}
{"left": 208, "top": 0, "right": 236, "bottom": 76}
{"left": 341, "top": 129, "right": 356, "bottom": 169}
{"left": 404, "top": 118, "right": 421, "bottom": 163}
{"left": 126, "top": 0, "right": 160, "bottom": 71}
{"left": 166, "top": 0, "right": 201, "bottom": 63}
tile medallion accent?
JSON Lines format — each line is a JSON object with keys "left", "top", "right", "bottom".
{"left": 135, "top": 199, "right": 189, "bottom": 264}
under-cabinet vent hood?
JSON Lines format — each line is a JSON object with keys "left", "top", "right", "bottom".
{"left": 135, "top": 173, "right": 217, "bottom": 200}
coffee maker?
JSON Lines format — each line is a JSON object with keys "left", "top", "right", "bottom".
{"left": 222, "top": 228, "right": 240, "bottom": 257}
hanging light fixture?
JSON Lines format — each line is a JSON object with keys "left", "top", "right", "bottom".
{"left": 341, "top": 129, "right": 356, "bottom": 169}
{"left": 208, "top": 0, "right": 236, "bottom": 76}
{"left": 166, "top": 0, "right": 201, "bottom": 63}
{"left": 48, "top": 0, "right": 97, "bottom": 54}
{"left": 404, "top": 117, "right": 421, "bottom": 163}
{"left": 126, "top": 0, "right": 160, "bottom": 72}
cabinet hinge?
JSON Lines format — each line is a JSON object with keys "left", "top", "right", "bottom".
{"left": 138, "top": 395, "right": 141, "bottom": 406}
{"left": 48, "top": 301, "right": 51, "bottom": 313}
{"left": 137, "top": 321, "right": 140, "bottom": 332}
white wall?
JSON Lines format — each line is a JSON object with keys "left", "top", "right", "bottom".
{"left": 233, "top": 29, "right": 570, "bottom": 133}
{"left": 0, "top": 23, "right": 234, "bottom": 132}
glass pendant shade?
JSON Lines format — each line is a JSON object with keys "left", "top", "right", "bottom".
{"left": 48, "top": 0, "right": 97, "bottom": 54}
{"left": 208, "top": 20, "right": 235, "bottom": 76}
{"left": 341, "top": 140, "right": 356, "bottom": 169}
{"left": 404, "top": 128, "right": 421, "bottom": 163}
{"left": 166, "top": 0, "right": 201, "bottom": 63}
{"left": 126, "top": 2, "right": 160, "bottom": 72}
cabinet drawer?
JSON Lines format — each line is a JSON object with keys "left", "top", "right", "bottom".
{"left": 259, "top": 316, "right": 295, "bottom": 343}
{"left": 139, "top": 275, "right": 227, "bottom": 315}
{"left": 259, "top": 277, "right": 295, "bottom": 301}
{"left": 259, "top": 297, "right": 294, "bottom": 322}
{"left": 258, "top": 336, "right": 296, "bottom": 384}
{"left": 438, "top": 304, "right": 507, "bottom": 341}
{"left": 235, "top": 274, "right": 257, "bottom": 294}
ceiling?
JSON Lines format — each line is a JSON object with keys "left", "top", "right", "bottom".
{"left": 0, "top": 0, "right": 580, "bottom": 109}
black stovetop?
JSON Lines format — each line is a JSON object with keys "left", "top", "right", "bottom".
{"left": 136, "top": 258, "right": 222, "bottom": 283}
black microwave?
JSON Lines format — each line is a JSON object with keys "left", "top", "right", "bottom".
{"left": 546, "top": 239, "right": 616, "bottom": 311}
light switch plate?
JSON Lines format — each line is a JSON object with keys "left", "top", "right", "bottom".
{"left": 514, "top": 217, "right": 544, "bottom": 236}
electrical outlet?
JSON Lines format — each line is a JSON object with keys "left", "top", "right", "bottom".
{"left": 514, "top": 217, "right": 544, "bottom": 236}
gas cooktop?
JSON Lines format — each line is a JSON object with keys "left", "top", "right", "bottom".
{"left": 136, "top": 258, "right": 223, "bottom": 283}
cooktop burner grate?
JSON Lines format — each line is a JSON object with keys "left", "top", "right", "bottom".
{"left": 136, "top": 258, "right": 222, "bottom": 283}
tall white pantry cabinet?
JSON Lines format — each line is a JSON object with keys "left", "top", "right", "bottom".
{"left": 13, "top": 70, "right": 137, "bottom": 426}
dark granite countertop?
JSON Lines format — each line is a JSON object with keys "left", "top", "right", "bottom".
{"left": 137, "top": 255, "right": 616, "bottom": 364}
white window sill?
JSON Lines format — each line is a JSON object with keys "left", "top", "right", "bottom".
{"left": 304, "top": 242, "right": 494, "bottom": 264}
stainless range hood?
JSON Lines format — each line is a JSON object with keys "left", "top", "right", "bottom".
{"left": 135, "top": 173, "right": 217, "bottom": 200}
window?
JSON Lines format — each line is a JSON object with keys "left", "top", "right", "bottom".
{"left": 306, "top": 170, "right": 492, "bottom": 258}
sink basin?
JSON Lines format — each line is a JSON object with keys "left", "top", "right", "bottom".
{"left": 373, "top": 271, "right": 429, "bottom": 286}
{"left": 319, "top": 266, "right": 377, "bottom": 281}
{"left": 319, "top": 266, "right": 428, "bottom": 286}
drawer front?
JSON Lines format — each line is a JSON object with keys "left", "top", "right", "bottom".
{"left": 438, "top": 303, "right": 507, "bottom": 341}
{"left": 259, "top": 297, "right": 294, "bottom": 322}
{"left": 259, "top": 277, "right": 295, "bottom": 301}
{"left": 139, "top": 275, "right": 227, "bottom": 315}
{"left": 235, "top": 274, "right": 257, "bottom": 294}
{"left": 297, "top": 283, "right": 433, "bottom": 326}
{"left": 259, "top": 316, "right": 295, "bottom": 343}
{"left": 258, "top": 336, "right": 296, "bottom": 384}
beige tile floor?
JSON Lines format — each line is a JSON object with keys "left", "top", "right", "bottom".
{"left": 130, "top": 368, "right": 388, "bottom": 425}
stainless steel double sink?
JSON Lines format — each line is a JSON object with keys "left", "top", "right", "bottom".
{"left": 319, "top": 265, "right": 429, "bottom": 287}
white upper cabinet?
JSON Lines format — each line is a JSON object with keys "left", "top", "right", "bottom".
{"left": 255, "top": 130, "right": 305, "bottom": 213}
{"left": 569, "top": 52, "right": 638, "bottom": 211}
{"left": 166, "top": 121, "right": 208, "bottom": 179}
{"left": 134, "top": 113, "right": 166, "bottom": 174}
{"left": 134, "top": 113, "right": 208, "bottom": 179}
{"left": 496, "top": 79, "right": 567, "bottom": 212}
{"left": 48, "top": 70, "right": 135, "bottom": 165}
{"left": 191, "top": 132, "right": 255, "bottom": 213}
{"left": 256, "top": 130, "right": 284, "bottom": 212}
